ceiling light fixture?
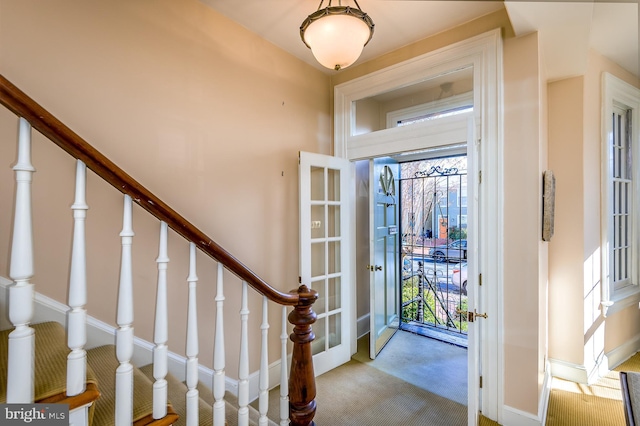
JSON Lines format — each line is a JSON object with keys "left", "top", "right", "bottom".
{"left": 300, "top": 0, "right": 374, "bottom": 71}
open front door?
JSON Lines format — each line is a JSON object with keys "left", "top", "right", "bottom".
{"left": 299, "top": 151, "right": 353, "bottom": 376}
{"left": 369, "top": 157, "right": 401, "bottom": 359}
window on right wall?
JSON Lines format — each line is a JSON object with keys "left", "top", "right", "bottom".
{"left": 602, "top": 72, "right": 640, "bottom": 316}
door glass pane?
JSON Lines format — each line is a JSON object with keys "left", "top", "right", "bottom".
{"left": 311, "top": 205, "right": 325, "bottom": 239}
{"left": 312, "top": 316, "right": 326, "bottom": 356}
{"left": 329, "top": 313, "right": 341, "bottom": 349}
{"left": 311, "top": 166, "right": 324, "bottom": 201}
{"left": 312, "top": 278, "right": 327, "bottom": 315}
{"left": 328, "top": 277, "right": 341, "bottom": 311}
{"left": 311, "top": 242, "right": 325, "bottom": 277}
{"left": 328, "top": 241, "right": 341, "bottom": 274}
{"left": 327, "top": 205, "right": 340, "bottom": 237}
{"left": 327, "top": 168, "right": 340, "bottom": 201}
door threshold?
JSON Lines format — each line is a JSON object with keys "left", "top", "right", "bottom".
{"left": 400, "top": 322, "right": 468, "bottom": 349}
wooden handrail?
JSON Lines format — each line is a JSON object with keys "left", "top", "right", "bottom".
{"left": 0, "top": 74, "right": 299, "bottom": 306}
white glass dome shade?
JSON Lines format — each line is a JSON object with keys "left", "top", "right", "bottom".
{"left": 300, "top": 4, "right": 374, "bottom": 71}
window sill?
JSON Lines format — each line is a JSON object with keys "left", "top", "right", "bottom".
{"left": 603, "top": 287, "right": 640, "bottom": 317}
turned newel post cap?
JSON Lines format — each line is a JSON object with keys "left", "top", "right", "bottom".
{"left": 292, "top": 285, "right": 318, "bottom": 302}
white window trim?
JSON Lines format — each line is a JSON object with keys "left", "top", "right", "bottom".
{"left": 386, "top": 91, "right": 474, "bottom": 129}
{"left": 601, "top": 72, "right": 640, "bottom": 316}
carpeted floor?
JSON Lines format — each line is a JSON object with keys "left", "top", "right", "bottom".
{"left": 312, "top": 359, "right": 467, "bottom": 425}
{"left": 353, "top": 330, "right": 468, "bottom": 405}
{"left": 258, "top": 330, "right": 468, "bottom": 425}
{"left": 258, "top": 332, "right": 639, "bottom": 425}
{"left": 545, "top": 352, "right": 640, "bottom": 426}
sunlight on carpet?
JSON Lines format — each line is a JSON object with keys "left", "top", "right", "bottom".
{"left": 545, "top": 351, "right": 640, "bottom": 426}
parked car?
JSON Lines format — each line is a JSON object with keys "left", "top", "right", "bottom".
{"left": 452, "top": 262, "right": 468, "bottom": 295}
{"left": 428, "top": 239, "right": 467, "bottom": 262}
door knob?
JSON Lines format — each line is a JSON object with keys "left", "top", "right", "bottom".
{"left": 365, "top": 265, "right": 383, "bottom": 271}
{"left": 456, "top": 308, "right": 487, "bottom": 322}
{"left": 375, "top": 265, "right": 382, "bottom": 271}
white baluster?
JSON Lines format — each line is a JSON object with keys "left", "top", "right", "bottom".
{"left": 213, "top": 263, "right": 226, "bottom": 426}
{"left": 67, "top": 161, "right": 88, "bottom": 399}
{"left": 259, "top": 297, "right": 270, "bottom": 426}
{"left": 115, "top": 195, "right": 134, "bottom": 426}
{"left": 153, "top": 222, "right": 169, "bottom": 419}
{"left": 7, "top": 117, "right": 36, "bottom": 403}
{"left": 280, "top": 306, "right": 290, "bottom": 426}
{"left": 238, "top": 281, "right": 250, "bottom": 426}
{"left": 185, "top": 243, "right": 199, "bottom": 426}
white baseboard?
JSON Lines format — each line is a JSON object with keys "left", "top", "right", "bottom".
{"left": 550, "top": 334, "right": 640, "bottom": 386}
{"left": 502, "top": 405, "right": 543, "bottom": 426}
{"left": 606, "top": 332, "right": 640, "bottom": 369}
{"left": 500, "top": 363, "right": 551, "bottom": 426}
{"left": 548, "top": 358, "right": 590, "bottom": 384}
{"left": 0, "top": 276, "right": 290, "bottom": 401}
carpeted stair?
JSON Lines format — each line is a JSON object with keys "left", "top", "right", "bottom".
{"left": 0, "top": 322, "right": 279, "bottom": 426}
{"left": 138, "top": 364, "right": 278, "bottom": 426}
{"left": 86, "top": 345, "right": 179, "bottom": 426}
{"left": 0, "top": 321, "right": 100, "bottom": 419}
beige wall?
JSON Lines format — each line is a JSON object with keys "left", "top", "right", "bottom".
{"left": 548, "top": 48, "right": 640, "bottom": 375}
{"left": 0, "top": 0, "right": 331, "bottom": 376}
{"left": 503, "top": 32, "right": 547, "bottom": 414}
{"left": 548, "top": 77, "right": 586, "bottom": 365}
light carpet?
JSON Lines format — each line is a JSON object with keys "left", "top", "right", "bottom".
{"left": 262, "top": 358, "right": 467, "bottom": 426}
{"left": 353, "top": 330, "right": 468, "bottom": 405}
{"left": 258, "top": 329, "right": 468, "bottom": 425}
{"left": 545, "top": 352, "right": 640, "bottom": 426}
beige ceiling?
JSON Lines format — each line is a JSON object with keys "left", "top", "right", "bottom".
{"left": 200, "top": 0, "right": 639, "bottom": 81}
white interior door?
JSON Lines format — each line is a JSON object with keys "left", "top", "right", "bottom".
{"left": 369, "top": 157, "right": 401, "bottom": 359}
{"left": 299, "top": 151, "right": 353, "bottom": 376}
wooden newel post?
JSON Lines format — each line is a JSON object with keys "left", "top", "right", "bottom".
{"left": 288, "top": 285, "right": 318, "bottom": 426}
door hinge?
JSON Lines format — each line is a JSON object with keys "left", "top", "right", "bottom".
{"left": 479, "top": 375, "right": 483, "bottom": 388}
{"left": 479, "top": 273, "right": 482, "bottom": 286}
{"left": 298, "top": 276, "right": 302, "bottom": 283}
{"left": 479, "top": 170, "right": 482, "bottom": 183}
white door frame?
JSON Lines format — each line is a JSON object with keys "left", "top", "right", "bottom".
{"left": 333, "top": 29, "right": 503, "bottom": 423}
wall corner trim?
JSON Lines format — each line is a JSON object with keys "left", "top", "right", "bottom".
{"left": 539, "top": 363, "right": 552, "bottom": 426}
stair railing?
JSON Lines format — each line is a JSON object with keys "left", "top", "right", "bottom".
{"left": 1, "top": 74, "right": 317, "bottom": 426}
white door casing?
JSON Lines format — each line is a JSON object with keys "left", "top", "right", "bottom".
{"left": 333, "top": 29, "right": 503, "bottom": 424}
{"left": 466, "top": 117, "right": 480, "bottom": 424}
{"left": 299, "top": 151, "right": 354, "bottom": 376}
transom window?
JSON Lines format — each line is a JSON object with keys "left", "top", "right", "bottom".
{"left": 387, "top": 92, "right": 473, "bottom": 129}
